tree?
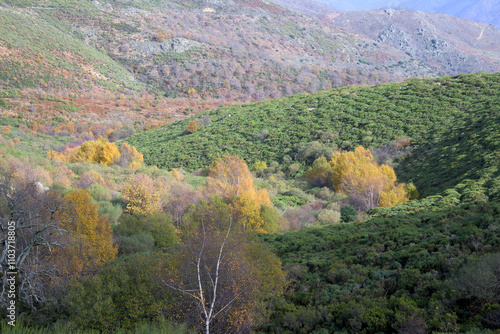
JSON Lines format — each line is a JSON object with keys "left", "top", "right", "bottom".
{"left": 74, "top": 138, "right": 121, "bottom": 166}
{"left": 53, "top": 189, "right": 117, "bottom": 280}
{"left": 67, "top": 253, "right": 176, "bottom": 332}
{"left": 186, "top": 119, "right": 198, "bottom": 134}
{"left": 304, "top": 156, "right": 333, "bottom": 187}
{"left": 206, "top": 156, "right": 277, "bottom": 233}
{"left": 122, "top": 174, "right": 161, "bottom": 214}
{"left": 0, "top": 168, "right": 69, "bottom": 307}
{"left": 165, "top": 196, "right": 285, "bottom": 334}
{"left": 118, "top": 142, "right": 144, "bottom": 169}
{"left": 328, "top": 146, "right": 410, "bottom": 210}
{"left": 340, "top": 205, "right": 357, "bottom": 223}
{"left": 115, "top": 212, "right": 179, "bottom": 252}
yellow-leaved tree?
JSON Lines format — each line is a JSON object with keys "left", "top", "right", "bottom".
{"left": 206, "top": 156, "right": 278, "bottom": 233}
{"left": 74, "top": 138, "right": 121, "bottom": 166}
{"left": 54, "top": 189, "right": 117, "bottom": 280}
{"left": 327, "top": 146, "right": 412, "bottom": 210}
{"left": 186, "top": 119, "right": 198, "bottom": 134}
{"left": 122, "top": 174, "right": 161, "bottom": 214}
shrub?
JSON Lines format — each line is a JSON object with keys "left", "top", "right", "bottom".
{"left": 98, "top": 201, "right": 123, "bottom": 225}
{"left": 186, "top": 119, "right": 198, "bottom": 134}
{"left": 117, "top": 233, "right": 155, "bottom": 255}
{"left": 340, "top": 205, "right": 357, "bottom": 222}
{"left": 318, "top": 210, "right": 341, "bottom": 225}
{"left": 88, "top": 183, "right": 112, "bottom": 202}
{"left": 116, "top": 212, "right": 179, "bottom": 250}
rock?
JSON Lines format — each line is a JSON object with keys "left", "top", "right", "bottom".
{"left": 131, "top": 38, "right": 202, "bottom": 55}
{"left": 35, "top": 182, "right": 49, "bottom": 193}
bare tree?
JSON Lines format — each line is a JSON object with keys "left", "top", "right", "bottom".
{"left": 0, "top": 174, "right": 69, "bottom": 307}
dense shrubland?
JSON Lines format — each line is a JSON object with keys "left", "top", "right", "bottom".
{"left": 0, "top": 72, "right": 499, "bottom": 332}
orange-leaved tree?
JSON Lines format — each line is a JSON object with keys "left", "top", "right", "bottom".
{"left": 48, "top": 138, "right": 121, "bottom": 166}
{"left": 54, "top": 189, "right": 117, "bottom": 280}
{"left": 206, "top": 156, "right": 278, "bottom": 233}
{"left": 328, "top": 146, "right": 412, "bottom": 210}
{"left": 122, "top": 174, "right": 161, "bottom": 214}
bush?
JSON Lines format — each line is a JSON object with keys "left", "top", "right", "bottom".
{"left": 116, "top": 212, "right": 179, "bottom": 249}
{"left": 117, "top": 233, "right": 155, "bottom": 255}
{"left": 340, "top": 205, "right": 357, "bottom": 222}
{"left": 317, "top": 210, "right": 341, "bottom": 225}
{"left": 98, "top": 201, "right": 123, "bottom": 225}
{"left": 66, "top": 253, "right": 175, "bottom": 331}
{"left": 88, "top": 183, "right": 112, "bottom": 202}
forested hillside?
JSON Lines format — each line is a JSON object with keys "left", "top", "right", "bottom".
{"left": 1, "top": 67, "right": 500, "bottom": 333}
{"left": 125, "top": 72, "right": 500, "bottom": 200}
{"left": 1, "top": 1, "right": 499, "bottom": 332}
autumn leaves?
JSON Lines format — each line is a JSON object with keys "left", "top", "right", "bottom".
{"left": 48, "top": 139, "right": 144, "bottom": 169}
{"left": 306, "top": 146, "right": 418, "bottom": 211}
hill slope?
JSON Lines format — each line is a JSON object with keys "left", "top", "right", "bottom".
{"left": 0, "top": 0, "right": 435, "bottom": 103}
{"left": 260, "top": 198, "right": 500, "bottom": 332}
{"left": 125, "top": 72, "right": 500, "bottom": 198}
{"left": 2, "top": 0, "right": 500, "bottom": 107}
{"left": 310, "top": 0, "right": 500, "bottom": 28}
{"left": 328, "top": 8, "right": 500, "bottom": 76}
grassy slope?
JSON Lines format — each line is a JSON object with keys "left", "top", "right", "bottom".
{"left": 126, "top": 72, "right": 500, "bottom": 196}
{"left": 0, "top": 3, "right": 140, "bottom": 91}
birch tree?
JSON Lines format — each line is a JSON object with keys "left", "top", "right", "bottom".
{"left": 164, "top": 196, "right": 285, "bottom": 333}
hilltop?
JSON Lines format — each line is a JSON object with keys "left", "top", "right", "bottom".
{"left": 308, "top": 0, "right": 500, "bottom": 28}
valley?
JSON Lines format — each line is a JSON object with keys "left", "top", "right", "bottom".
{"left": 0, "top": 1, "right": 499, "bottom": 333}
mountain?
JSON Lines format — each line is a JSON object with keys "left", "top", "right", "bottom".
{"left": 305, "top": 0, "right": 500, "bottom": 28}
{"left": 0, "top": 0, "right": 435, "bottom": 106}
{"left": 2, "top": 0, "right": 499, "bottom": 112}
{"left": 328, "top": 8, "right": 500, "bottom": 76}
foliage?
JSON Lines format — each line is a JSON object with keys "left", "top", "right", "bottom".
{"left": 49, "top": 138, "right": 121, "bottom": 167}
{"left": 259, "top": 200, "right": 500, "bottom": 333}
{"left": 122, "top": 174, "right": 161, "bottom": 214}
{"left": 304, "top": 156, "right": 333, "bottom": 187}
{"left": 125, "top": 72, "right": 500, "bottom": 208}
{"left": 119, "top": 142, "right": 144, "bottom": 169}
{"left": 185, "top": 119, "right": 198, "bottom": 134}
{"left": 115, "top": 212, "right": 180, "bottom": 252}
{"left": 329, "top": 146, "right": 409, "bottom": 210}
{"left": 54, "top": 189, "right": 117, "bottom": 279}
{"left": 66, "top": 253, "right": 176, "bottom": 332}
{"left": 165, "top": 195, "right": 286, "bottom": 333}
{"left": 74, "top": 138, "right": 121, "bottom": 166}
{"left": 317, "top": 209, "right": 341, "bottom": 225}
{"left": 340, "top": 205, "right": 357, "bottom": 223}
{"left": 206, "top": 156, "right": 278, "bottom": 233}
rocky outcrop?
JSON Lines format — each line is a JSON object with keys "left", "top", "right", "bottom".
{"left": 131, "top": 38, "right": 203, "bottom": 55}
{"left": 331, "top": 9, "right": 500, "bottom": 75}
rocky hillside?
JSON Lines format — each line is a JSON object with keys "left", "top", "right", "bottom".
{"left": 0, "top": 0, "right": 433, "bottom": 104}
{"left": 310, "top": 0, "right": 500, "bottom": 28}
{"left": 328, "top": 8, "right": 500, "bottom": 76}
{"left": 0, "top": 0, "right": 499, "bottom": 109}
